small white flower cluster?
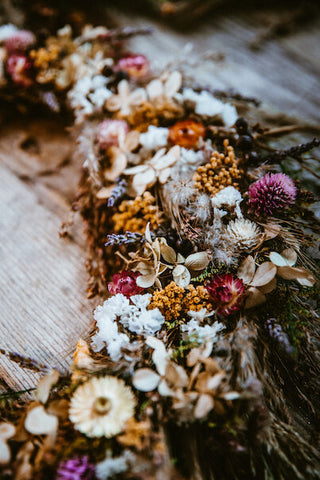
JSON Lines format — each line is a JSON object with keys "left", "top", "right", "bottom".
{"left": 139, "top": 125, "right": 169, "bottom": 150}
{"left": 0, "top": 24, "right": 17, "bottom": 42}
{"left": 91, "top": 294, "right": 165, "bottom": 360}
{"left": 96, "top": 450, "right": 135, "bottom": 480}
{"left": 68, "top": 74, "right": 112, "bottom": 123}
{"left": 181, "top": 309, "right": 224, "bottom": 344}
{"left": 177, "top": 88, "right": 238, "bottom": 127}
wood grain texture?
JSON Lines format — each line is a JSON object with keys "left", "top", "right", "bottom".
{"left": 0, "top": 8, "right": 319, "bottom": 392}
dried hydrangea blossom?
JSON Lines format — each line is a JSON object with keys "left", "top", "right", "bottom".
{"left": 181, "top": 313, "right": 225, "bottom": 345}
{"left": 139, "top": 125, "right": 169, "bottom": 150}
{"left": 69, "top": 376, "right": 136, "bottom": 438}
{"left": 96, "top": 450, "right": 135, "bottom": 480}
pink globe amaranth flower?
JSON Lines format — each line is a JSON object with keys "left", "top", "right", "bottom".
{"left": 248, "top": 172, "right": 297, "bottom": 216}
{"left": 108, "top": 271, "right": 144, "bottom": 298}
{"left": 5, "top": 30, "right": 36, "bottom": 54}
{"left": 205, "top": 273, "right": 245, "bottom": 316}
{"left": 97, "top": 119, "right": 129, "bottom": 149}
{"left": 115, "top": 54, "right": 150, "bottom": 79}
{"left": 56, "top": 456, "right": 96, "bottom": 480}
{"left": 6, "top": 54, "right": 33, "bottom": 87}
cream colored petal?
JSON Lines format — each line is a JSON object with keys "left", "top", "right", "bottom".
{"left": 269, "top": 252, "right": 288, "bottom": 267}
{"left": 25, "top": 406, "right": 58, "bottom": 435}
{"left": 118, "top": 79, "right": 130, "bottom": 97}
{"left": 129, "top": 88, "right": 147, "bottom": 106}
{"left": 155, "top": 146, "right": 180, "bottom": 170}
{"left": 250, "top": 262, "right": 277, "bottom": 287}
{"left": 124, "top": 164, "right": 148, "bottom": 175}
{"left": 165, "top": 362, "right": 188, "bottom": 388}
{"left": 0, "top": 423, "right": 15, "bottom": 440}
{"left": 160, "top": 243, "right": 177, "bottom": 264}
{"left": 149, "top": 148, "right": 167, "bottom": 167}
{"left": 105, "top": 153, "right": 127, "bottom": 182}
{"left": 146, "top": 79, "right": 163, "bottom": 99}
{"left": 173, "top": 265, "right": 191, "bottom": 288}
{"left": 194, "top": 394, "right": 214, "bottom": 419}
{"left": 35, "top": 370, "right": 59, "bottom": 404}
{"left": 145, "top": 223, "right": 152, "bottom": 243}
{"left": 158, "top": 380, "right": 175, "bottom": 397}
{"left": 132, "top": 168, "right": 156, "bottom": 191}
{"left": 106, "top": 95, "right": 121, "bottom": 112}
{"left": 0, "top": 440, "right": 11, "bottom": 465}
{"left": 158, "top": 167, "right": 171, "bottom": 184}
{"left": 184, "top": 252, "right": 209, "bottom": 271}
{"left": 281, "top": 248, "right": 298, "bottom": 267}
{"left": 237, "top": 256, "right": 255, "bottom": 284}
{"left": 96, "top": 185, "right": 115, "bottom": 199}
{"left": 132, "top": 368, "right": 160, "bottom": 392}
{"left": 136, "top": 273, "right": 157, "bottom": 288}
{"left": 277, "top": 266, "right": 316, "bottom": 286}
{"left": 124, "top": 130, "right": 140, "bottom": 151}
{"left": 165, "top": 71, "right": 182, "bottom": 97}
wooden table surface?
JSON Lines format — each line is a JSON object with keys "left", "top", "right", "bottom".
{"left": 1, "top": 7, "right": 319, "bottom": 392}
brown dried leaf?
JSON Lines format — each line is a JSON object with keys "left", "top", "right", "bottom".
{"left": 259, "top": 277, "right": 277, "bottom": 294}
{"left": 165, "top": 362, "right": 188, "bottom": 388}
{"left": 35, "top": 370, "right": 59, "bottom": 404}
{"left": 244, "top": 287, "right": 266, "bottom": 309}
{"left": 277, "top": 266, "right": 316, "bottom": 286}
{"left": 184, "top": 252, "right": 210, "bottom": 271}
{"left": 237, "top": 256, "right": 255, "bottom": 284}
{"left": 250, "top": 262, "right": 277, "bottom": 287}
{"left": 194, "top": 394, "right": 214, "bottom": 419}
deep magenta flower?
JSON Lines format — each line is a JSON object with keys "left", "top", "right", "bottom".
{"left": 97, "top": 119, "right": 129, "bottom": 149}
{"left": 248, "top": 172, "right": 297, "bottom": 216}
{"left": 108, "top": 270, "right": 144, "bottom": 298}
{"left": 115, "top": 54, "right": 149, "bottom": 79}
{"left": 6, "top": 53, "right": 33, "bottom": 87}
{"left": 5, "top": 30, "right": 36, "bottom": 54}
{"left": 56, "top": 456, "right": 95, "bottom": 480}
{"left": 205, "top": 273, "right": 245, "bottom": 316}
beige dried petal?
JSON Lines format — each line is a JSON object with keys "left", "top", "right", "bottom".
{"left": 221, "top": 391, "right": 240, "bottom": 401}
{"left": 0, "top": 423, "right": 15, "bottom": 440}
{"left": 124, "top": 164, "right": 147, "bottom": 175}
{"left": 146, "top": 79, "right": 162, "bottom": 99}
{"left": 25, "top": 406, "right": 58, "bottom": 435}
{"left": 130, "top": 88, "right": 147, "bottom": 106}
{"left": 195, "top": 371, "right": 212, "bottom": 392}
{"left": 158, "top": 167, "right": 171, "bottom": 184}
{"left": 160, "top": 243, "right": 177, "bottom": 264}
{"left": 106, "top": 95, "right": 122, "bottom": 112}
{"left": 281, "top": 248, "right": 298, "bottom": 266}
{"left": 277, "top": 266, "right": 316, "bottom": 286}
{"left": 207, "top": 372, "right": 225, "bottom": 391}
{"left": 187, "top": 348, "right": 202, "bottom": 367}
{"left": 149, "top": 148, "right": 167, "bottom": 167}
{"left": 263, "top": 223, "right": 281, "bottom": 240}
{"left": 156, "top": 146, "right": 180, "bottom": 170}
{"left": 145, "top": 223, "right": 152, "bottom": 243}
{"left": 96, "top": 185, "right": 115, "bottom": 199}
{"left": 35, "top": 370, "right": 59, "bottom": 404}
{"left": 104, "top": 150, "right": 127, "bottom": 182}
{"left": 132, "top": 368, "right": 160, "bottom": 392}
{"left": 165, "top": 71, "right": 182, "bottom": 97}
{"left": 184, "top": 252, "right": 209, "bottom": 271}
{"left": 250, "top": 262, "right": 277, "bottom": 287}
{"left": 194, "top": 394, "right": 214, "bottom": 419}
{"left": 0, "top": 440, "right": 11, "bottom": 465}
{"left": 124, "top": 130, "right": 140, "bottom": 151}
{"left": 237, "top": 256, "right": 255, "bottom": 284}
{"left": 173, "top": 265, "right": 191, "bottom": 287}
{"left": 158, "top": 380, "right": 175, "bottom": 397}
{"left": 133, "top": 168, "right": 156, "bottom": 191}
{"left": 244, "top": 287, "right": 266, "bottom": 309}
{"left": 165, "top": 362, "right": 188, "bottom": 388}
{"left": 136, "top": 273, "right": 157, "bottom": 288}
{"left": 269, "top": 252, "right": 288, "bottom": 267}
{"left": 259, "top": 277, "right": 277, "bottom": 294}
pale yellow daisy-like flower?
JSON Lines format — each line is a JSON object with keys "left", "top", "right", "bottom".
{"left": 69, "top": 376, "right": 136, "bottom": 438}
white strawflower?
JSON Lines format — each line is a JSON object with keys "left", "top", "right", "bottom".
{"left": 224, "top": 218, "right": 262, "bottom": 250}
{"left": 69, "top": 376, "right": 136, "bottom": 438}
{"left": 181, "top": 311, "right": 224, "bottom": 345}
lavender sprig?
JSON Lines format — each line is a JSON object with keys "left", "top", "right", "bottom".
{"left": 265, "top": 318, "right": 294, "bottom": 355}
{"left": 107, "top": 178, "right": 128, "bottom": 208}
{"left": 265, "top": 138, "right": 320, "bottom": 163}
{"left": 105, "top": 231, "right": 145, "bottom": 247}
{"left": 0, "top": 348, "right": 50, "bottom": 372}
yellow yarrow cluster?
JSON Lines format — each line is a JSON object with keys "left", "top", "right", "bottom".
{"left": 193, "top": 139, "right": 242, "bottom": 196}
{"left": 149, "top": 282, "right": 212, "bottom": 322}
{"left": 112, "top": 192, "right": 163, "bottom": 234}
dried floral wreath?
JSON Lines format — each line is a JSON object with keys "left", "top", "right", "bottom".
{"left": 0, "top": 21, "right": 320, "bottom": 480}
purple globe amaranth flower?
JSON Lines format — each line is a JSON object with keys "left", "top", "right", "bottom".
{"left": 5, "top": 30, "right": 36, "bottom": 54}
{"left": 248, "top": 172, "right": 297, "bottom": 216}
{"left": 108, "top": 270, "right": 144, "bottom": 298}
{"left": 56, "top": 456, "right": 95, "bottom": 480}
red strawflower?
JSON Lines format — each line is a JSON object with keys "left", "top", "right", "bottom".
{"left": 248, "top": 172, "right": 297, "bottom": 216}
{"left": 115, "top": 54, "right": 150, "bottom": 79}
{"left": 6, "top": 54, "right": 33, "bottom": 87}
{"left": 205, "top": 273, "right": 244, "bottom": 316}
{"left": 108, "top": 271, "right": 144, "bottom": 298}
{"left": 97, "top": 119, "right": 129, "bottom": 149}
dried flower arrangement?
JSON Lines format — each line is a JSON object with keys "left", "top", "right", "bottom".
{"left": 1, "top": 20, "right": 320, "bottom": 480}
